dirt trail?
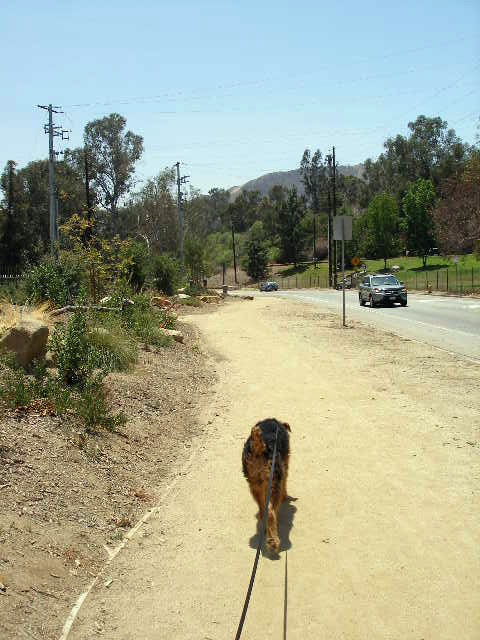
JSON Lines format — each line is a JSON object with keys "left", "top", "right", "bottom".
{"left": 67, "top": 296, "right": 480, "bottom": 640}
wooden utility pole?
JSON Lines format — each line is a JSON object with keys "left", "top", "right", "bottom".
{"left": 332, "top": 146, "right": 337, "bottom": 288}
{"left": 84, "top": 147, "right": 93, "bottom": 243}
{"left": 231, "top": 214, "right": 238, "bottom": 284}
{"left": 327, "top": 187, "right": 332, "bottom": 287}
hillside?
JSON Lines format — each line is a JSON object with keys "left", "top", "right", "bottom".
{"left": 228, "top": 163, "right": 364, "bottom": 200}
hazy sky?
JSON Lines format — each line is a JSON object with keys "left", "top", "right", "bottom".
{"left": 1, "top": 0, "right": 479, "bottom": 193}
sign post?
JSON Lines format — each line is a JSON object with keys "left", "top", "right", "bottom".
{"left": 333, "top": 216, "right": 353, "bottom": 326}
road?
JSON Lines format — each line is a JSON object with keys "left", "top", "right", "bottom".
{"left": 247, "top": 289, "right": 480, "bottom": 361}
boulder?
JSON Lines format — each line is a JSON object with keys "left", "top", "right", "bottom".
{"left": 199, "top": 295, "right": 222, "bottom": 303}
{"left": 158, "top": 328, "right": 184, "bottom": 343}
{"left": 44, "top": 350, "right": 57, "bottom": 368}
{"left": 0, "top": 320, "right": 49, "bottom": 367}
{"left": 151, "top": 296, "right": 173, "bottom": 309}
{"left": 177, "top": 293, "right": 191, "bottom": 299}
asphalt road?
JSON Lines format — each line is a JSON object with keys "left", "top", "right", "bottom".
{"left": 241, "top": 289, "right": 480, "bottom": 361}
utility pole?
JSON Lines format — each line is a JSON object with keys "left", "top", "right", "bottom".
{"left": 37, "top": 104, "right": 69, "bottom": 257}
{"left": 175, "top": 162, "right": 189, "bottom": 278}
{"left": 326, "top": 153, "right": 334, "bottom": 288}
{"left": 84, "top": 147, "right": 93, "bottom": 244}
{"left": 332, "top": 146, "right": 337, "bottom": 288}
{"left": 231, "top": 213, "right": 238, "bottom": 284}
{"left": 313, "top": 212, "right": 317, "bottom": 268}
{"left": 327, "top": 187, "right": 332, "bottom": 288}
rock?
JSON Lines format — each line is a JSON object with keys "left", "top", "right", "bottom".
{"left": 0, "top": 320, "right": 49, "bottom": 367}
{"left": 199, "top": 296, "right": 222, "bottom": 304}
{"left": 151, "top": 297, "right": 173, "bottom": 309}
{"left": 177, "top": 287, "right": 186, "bottom": 293}
{"left": 177, "top": 294, "right": 190, "bottom": 299}
{"left": 99, "top": 296, "right": 112, "bottom": 304}
{"left": 159, "top": 328, "right": 184, "bottom": 343}
{"left": 44, "top": 350, "right": 57, "bottom": 368}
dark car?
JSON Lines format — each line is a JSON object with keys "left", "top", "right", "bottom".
{"left": 259, "top": 281, "right": 279, "bottom": 292}
{"left": 359, "top": 274, "right": 407, "bottom": 307}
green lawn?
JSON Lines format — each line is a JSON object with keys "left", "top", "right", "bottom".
{"left": 270, "top": 254, "right": 480, "bottom": 293}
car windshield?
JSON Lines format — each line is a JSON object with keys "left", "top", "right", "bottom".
{"left": 371, "top": 276, "right": 399, "bottom": 286}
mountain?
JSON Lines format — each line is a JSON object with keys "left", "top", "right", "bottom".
{"left": 228, "top": 163, "right": 364, "bottom": 200}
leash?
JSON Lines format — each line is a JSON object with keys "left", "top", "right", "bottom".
{"left": 234, "top": 423, "right": 279, "bottom": 640}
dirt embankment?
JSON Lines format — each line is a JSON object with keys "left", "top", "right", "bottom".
{"left": 0, "top": 311, "right": 216, "bottom": 640}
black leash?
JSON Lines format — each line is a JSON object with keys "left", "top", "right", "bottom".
{"left": 234, "top": 424, "right": 279, "bottom": 640}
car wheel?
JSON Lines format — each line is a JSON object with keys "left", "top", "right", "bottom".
{"left": 359, "top": 294, "right": 365, "bottom": 306}
{"left": 370, "top": 295, "right": 376, "bottom": 308}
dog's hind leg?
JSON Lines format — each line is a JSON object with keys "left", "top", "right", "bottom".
{"left": 250, "top": 482, "right": 266, "bottom": 521}
{"left": 265, "top": 501, "right": 280, "bottom": 552}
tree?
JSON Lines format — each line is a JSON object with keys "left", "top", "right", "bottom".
{"left": 278, "top": 187, "right": 305, "bottom": 266}
{"left": 184, "top": 233, "right": 207, "bottom": 284}
{"left": 401, "top": 178, "right": 436, "bottom": 266}
{"left": 84, "top": 113, "right": 143, "bottom": 233}
{"left": 432, "top": 150, "right": 480, "bottom": 254}
{"left": 125, "top": 168, "right": 177, "bottom": 253}
{"left": 363, "top": 115, "right": 470, "bottom": 204}
{"left": 300, "top": 149, "right": 328, "bottom": 214}
{"left": 366, "top": 193, "right": 400, "bottom": 269}
{"left": 243, "top": 221, "right": 268, "bottom": 280}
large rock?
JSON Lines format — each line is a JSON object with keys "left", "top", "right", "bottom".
{"left": 151, "top": 296, "right": 173, "bottom": 309}
{"left": 158, "top": 328, "right": 184, "bottom": 343}
{"left": 0, "top": 320, "right": 49, "bottom": 367}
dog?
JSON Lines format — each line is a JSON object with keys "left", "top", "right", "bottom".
{"left": 242, "top": 418, "right": 291, "bottom": 553}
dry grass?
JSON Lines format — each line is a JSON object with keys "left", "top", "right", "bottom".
{"left": 0, "top": 301, "right": 53, "bottom": 335}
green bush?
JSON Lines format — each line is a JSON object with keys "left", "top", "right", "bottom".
{"left": 120, "top": 241, "right": 150, "bottom": 292}
{"left": 75, "top": 373, "right": 126, "bottom": 433}
{"left": 49, "top": 312, "right": 93, "bottom": 387}
{"left": 151, "top": 254, "right": 180, "bottom": 296}
{"left": 24, "top": 256, "right": 86, "bottom": 307}
{"left": 87, "top": 326, "right": 137, "bottom": 372}
{"left": 119, "top": 294, "right": 175, "bottom": 347}
{"left": 0, "top": 354, "right": 124, "bottom": 433}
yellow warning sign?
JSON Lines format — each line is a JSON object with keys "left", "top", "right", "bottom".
{"left": 351, "top": 256, "right": 360, "bottom": 266}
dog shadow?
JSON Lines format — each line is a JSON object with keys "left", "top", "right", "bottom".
{"left": 248, "top": 496, "right": 298, "bottom": 560}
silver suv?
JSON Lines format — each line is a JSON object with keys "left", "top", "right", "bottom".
{"left": 359, "top": 274, "right": 407, "bottom": 307}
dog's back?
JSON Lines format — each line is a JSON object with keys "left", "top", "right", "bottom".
{"left": 242, "top": 418, "right": 290, "bottom": 478}
{"left": 242, "top": 418, "right": 291, "bottom": 553}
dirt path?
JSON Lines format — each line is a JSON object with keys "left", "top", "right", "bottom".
{"left": 67, "top": 297, "right": 480, "bottom": 640}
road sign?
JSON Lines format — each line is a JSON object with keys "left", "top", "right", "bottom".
{"left": 351, "top": 256, "right": 360, "bottom": 267}
{"left": 333, "top": 216, "right": 352, "bottom": 241}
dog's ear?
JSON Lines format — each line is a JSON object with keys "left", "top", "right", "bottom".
{"left": 283, "top": 422, "right": 291, "bottom": 432}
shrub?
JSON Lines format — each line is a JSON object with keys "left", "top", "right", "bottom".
{"left": 87, "top": 326, "right": 137, "bottom": 372}
{"left": 120, "top": 294, "right": 173, "bottom": 348}
{"left": 120, "top": 241, "right": 150, "bottom": 292}
{"left": 75, "top": 373, "right": 126, "bottom": 433}
{"left": 49, "top": 312, "right": 93, "bottom": 387}
{"left": 151, "top": 254, "right": 180, "bottom": 296}
{"left": 24, "top": 256, "right": 86, "bottom": 307}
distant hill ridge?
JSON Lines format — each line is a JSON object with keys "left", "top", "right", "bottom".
{"left": 228, "top": 163, "right": 364, "bottom": 200}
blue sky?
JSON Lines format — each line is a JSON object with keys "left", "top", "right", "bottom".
{"left": 1, "top": 0, "right": 479, "bottom": 193}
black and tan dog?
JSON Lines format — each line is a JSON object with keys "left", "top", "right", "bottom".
{"left": 242, "top": 418, "right": 291, "bottom": 552}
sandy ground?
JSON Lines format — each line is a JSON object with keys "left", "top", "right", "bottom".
{"left": 66, "top": 296, "right": 479, "bottom": 640}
